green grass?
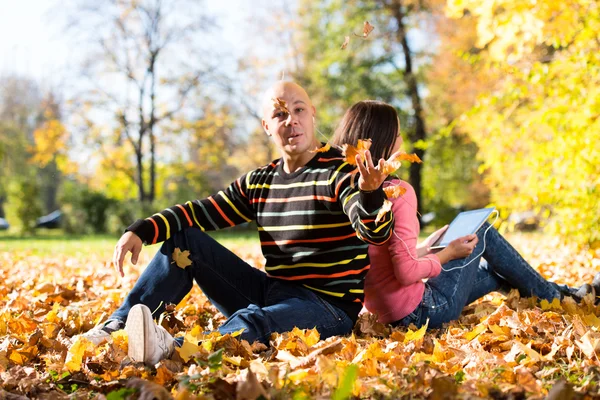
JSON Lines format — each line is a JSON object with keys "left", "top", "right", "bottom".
{"left": 0, "top": 229, "right": 260, "bottom": 256}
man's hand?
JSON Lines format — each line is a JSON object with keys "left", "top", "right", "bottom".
{"left": 417, "top": 225, "right": 449, "bottom": 257}
{"left": 436, "top": 234, "right": 478, "bottom": 264}
{"left": 112, "top": 231, "right": 143, "bottom": 277}
{"left": 356, "top": 150, "right": 401, "bottom": 192}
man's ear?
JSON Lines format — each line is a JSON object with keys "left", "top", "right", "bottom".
{"left": 261, "top": 119, "right": 271, "bottom": 136}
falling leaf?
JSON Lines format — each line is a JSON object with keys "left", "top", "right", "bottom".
{"left": 343, "top": 139, "right": 372, "bottom": 166}
{"left": 375, "top": 200, "right": 392, "bottom": 225}
{"left": 383, "top": 185, "right": 407, "bottom": 199}
{"left": 311, "top": 143, "right": 331, "bottom": 153}
{"left": 363, "top": 21, "right": 375, "bottom": 37}
{"left": 172, "top": 248, "right": 192, "bottom": 269}
{"left": 340, "top": 35, "right": 350, "bottom": 50}
{"left": 272, "top": 97, "right": 289, "bottom": 115}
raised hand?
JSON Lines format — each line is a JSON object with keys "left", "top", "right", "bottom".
{"left": 356, "top": 150, "right": 402, "bottom": 192}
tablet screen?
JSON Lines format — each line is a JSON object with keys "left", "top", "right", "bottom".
{"left": 432, "top": 208, "right": 495, "bottom": 248}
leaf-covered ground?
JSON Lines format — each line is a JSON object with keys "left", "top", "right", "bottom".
{"left": 1, "top": 235, "right": 600, "bottom": 399}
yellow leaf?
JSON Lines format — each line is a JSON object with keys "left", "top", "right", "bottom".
{"left": 178, "top": 340, "right": 201, "bottom": 363}
{"left": 464, "top": 323, "right": 488, "bottom": 341}
{"left": 65, "top": 337, "right": 93, "bottom": 372}
{"left": 540, "top": 297, "right": 562, "bottom": 311}
{"left": 172, "top": 248, "right": 192, "bottom": 269}
{"left": 230, "top": 327, "right": 246, "bottom": 338}
{"left": 9, "top": 345, "right": 38, "bottom": 365}
{"left": 404, "top": 319, "right": 428, "bottom": 343}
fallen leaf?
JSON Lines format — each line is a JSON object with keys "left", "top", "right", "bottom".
{"left": 172, "top": 248, "right": 192, "bottom": 269}
{"left": 126, "top": 377, "right": 172, "bottom": 400}
{"left": 236, "top": 369, "right": 268, "bottom": 400}
{"left": 404, "top": 319, "right": 428, "bottom": 343}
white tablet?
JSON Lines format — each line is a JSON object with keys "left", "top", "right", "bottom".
{"left": 429, "top": 207, "right": 496, "bottom": 250}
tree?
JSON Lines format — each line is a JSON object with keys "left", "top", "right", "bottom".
{"left": 293, "top": 0, "right": 433, "bottom": 215}
{"left": 0, "top": 76, "right": 42, "bottom": 219}
{"left": 444, "top": 0, "right": 600, "bottom": 245}
{"left": 63, "top": 0, "right": 217, "bottom": 204}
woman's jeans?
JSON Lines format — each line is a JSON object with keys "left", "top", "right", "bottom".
{"left": 396, "top": 223, "right": 572, "bottom": 329}
{"left": 109, "top": 228, "right": 354, "bottom": 344}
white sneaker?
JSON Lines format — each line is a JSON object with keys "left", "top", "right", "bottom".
{"left": 125, "top": 304, "right": 175, "bottom": 366}
{"left": 78, "top": 319, "right": 125, "bottom": 345}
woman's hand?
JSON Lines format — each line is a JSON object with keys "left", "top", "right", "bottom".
{"left": 356, "top": 150, "right": 401, "bottom": 192}
{"left": 417, "top": 225, "right": 449, "bottom": 257}
{"left": 436, "top": 234, "right": 478, "bottom": 264}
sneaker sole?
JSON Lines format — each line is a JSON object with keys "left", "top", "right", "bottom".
{"left": 125, "top": 304, "right": 156, "bottom": 364}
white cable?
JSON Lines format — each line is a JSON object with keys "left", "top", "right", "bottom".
{"left": 392, "top": 210, "right": 499, "bottom": 273}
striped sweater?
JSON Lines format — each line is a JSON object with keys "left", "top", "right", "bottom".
{"left": 127, "top": 146, "right": 394, "bottom": 319}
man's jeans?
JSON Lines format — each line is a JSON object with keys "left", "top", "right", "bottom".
{"left": 110, "top": 228, "right": 354, "bottom": 344}
{"left": 396, "top": 223, "right": 572, "bottom": 329}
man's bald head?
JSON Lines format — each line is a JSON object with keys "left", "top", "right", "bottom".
{"left": 260, "top": 81, "right": 313, "bottom": 120}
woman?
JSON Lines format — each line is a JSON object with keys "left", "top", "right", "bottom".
{"left": 331, "top": 100, "right": 595, "bottom": 328}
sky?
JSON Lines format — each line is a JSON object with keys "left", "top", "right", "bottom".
{"left": 0, "top": 0, "right": 280, "bottom": 88}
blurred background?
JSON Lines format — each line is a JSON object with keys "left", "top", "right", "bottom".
{"left": 0, "top": 0, "right": 598, "bottom": 247}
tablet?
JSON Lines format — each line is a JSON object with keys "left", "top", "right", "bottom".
{"left": 429, "top": 207, "right": 496, "bottom": 250}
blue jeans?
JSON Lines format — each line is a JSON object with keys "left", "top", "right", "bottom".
{"left": 110, "top": 228, "right": 354, "bottom": 344}
{"left": 396, "top": 223, "right": 573, "bottom": 329}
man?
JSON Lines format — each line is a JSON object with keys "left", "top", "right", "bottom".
{"left": 81, "top": 81, "right": 395, "bottom": 366}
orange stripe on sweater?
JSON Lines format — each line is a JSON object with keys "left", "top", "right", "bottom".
{"left": 147, "top": 218, "right": 159, "bottom": 244}
{"left": 208, "top": 196, "right": 235, "bottom": 226}
{"left": 268, "top": 265, "right": 370, "bottom": 281}
{"left": 261, "top": 232, "right": 357, "bottom": 246}
{"left": 176, "top": 204, "right": 193, "bottom": 226}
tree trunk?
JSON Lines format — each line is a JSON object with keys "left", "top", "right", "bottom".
{"left": 391, "top": 1, "right": 427, "bottom": 218}
{"left": 135, "top": 146, "right": 146, "bottom": 203}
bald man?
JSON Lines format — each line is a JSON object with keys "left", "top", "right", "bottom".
{"left": 78, "top": 81, "right": 395, "bottom": 365}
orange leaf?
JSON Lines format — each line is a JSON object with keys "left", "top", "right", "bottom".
{"left": 383, "top": 185, "right": 407, "bottom": 199}
{"left": 272, "top": 97, "right": 289, "bottom": 115}
{"left": 380, "top": 153, "right": 422, "bottom": 174}
{"left": 343, "top": 139, "right": 372, "bottom": 166}
{"left": 341, "top": 35, "right": 350, "bottom": 49}
{"left": 311, "top": 143, "right": 331, "bottom": 153}
{"left": 172, "top": 248, "right": 192, "bottom": 269}
{"left": 363, "top": 21, "right": 375, "bottom": 37}
{"left": 396, "top": 152, "right": 422, "bottom": 163}
{"left": 375, "top": 200, "right": 392, "bottom": 225}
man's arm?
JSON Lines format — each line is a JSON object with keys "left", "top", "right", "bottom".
{"left": 112, "top": 174, "right": 254, "bottom": 276}
{"left": 127, "top": 174, "right": 254, "bottom": 245}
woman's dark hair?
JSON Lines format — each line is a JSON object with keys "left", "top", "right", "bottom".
{"left": 331, "top": 100, "right": 399, "bottom": 161}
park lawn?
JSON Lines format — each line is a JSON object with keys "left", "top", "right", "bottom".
{"left": 0, "top": 229, "right": 261, "bottom": 257}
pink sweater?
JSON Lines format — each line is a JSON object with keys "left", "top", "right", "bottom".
{"left": 364, "top": 179, "right": 442, "bottom": 324}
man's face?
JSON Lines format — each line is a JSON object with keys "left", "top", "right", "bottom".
{"left": 261, "top": 82, "right": 318, "bottom": 157}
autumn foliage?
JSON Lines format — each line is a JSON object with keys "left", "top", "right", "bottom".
{"left": 1, "top": 237, "right": 600, "bottom": 399}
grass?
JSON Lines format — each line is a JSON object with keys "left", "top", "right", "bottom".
{"left": 0, "top": 228, "right": 260, "bottom": 256}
